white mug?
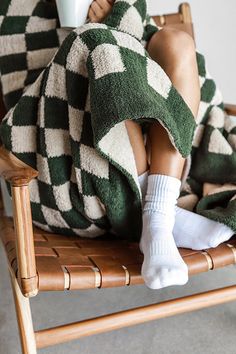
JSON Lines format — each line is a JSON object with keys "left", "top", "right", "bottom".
{"left": 56, "top": 0, "right": 93, "bottom": 28}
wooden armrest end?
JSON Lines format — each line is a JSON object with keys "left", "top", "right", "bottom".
{"left": 0, "top": 146, "right": 38, "bottom": 186}
{"left": 224, "top": 103, "right": 236, "bottom": 116}
{"left": 0, "top": 146, "right": 39, "bottom": 295}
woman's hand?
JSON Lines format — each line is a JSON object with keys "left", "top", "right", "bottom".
{"left": 88, "top": 0, "right": 115, "bottom": 23}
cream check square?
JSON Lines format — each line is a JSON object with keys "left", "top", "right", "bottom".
{"left": 53, "top": 182, "right": 73, "bottom": 212}
{"left": 83, "top": 195, "right": 106, "bottom": 220}
{"left": 0, "top": 34, "right": 26, "bottom": 56}
{"left": 146, "top": 58, "right": 171, "bottom": 99}
{"left": 26, "top": 17, "right": 57, "bottom": 33}
{"left": 68, "top": 106, "right": 84, "bottom": 142}
{"left": 7, "top": 0, "right": 38, "bottom": 16}
{"left": 12, "top": 126, "right": 37, "bottom": 153}
{"left": 111, "top": 30, "right": 145, "bottom": 56}
{"left": 80, "top": 144, "right": 109, "bottom": 179}
{"left": 1, "top": 70, "right": 27, "bottom": 95}
{"left": 45, "top": 128, "right": 71, "bottom": 158}
{"left": 29, "top": 179, "right": 40, "bottom": 204}
{"left": 27, "top": 48, "right": 57, "bottom": 70}
{"left": 118, "top": 6, "right": 143, "bottom": 40}
{"left": 41, "top": 205, "right": 69, "bottom": 228}
{"left": 91, "top": 44, "right": 125, "bottom": 80}
{"left": 33, "top": 221, "right": 51, "bottom": 232}
{"left": 45, "top": 63, "right": 67, "bottom": 101}
{"left": 67, "top": 37, "right": 89, "bottom": 78}
{"left": 37, "top": 154, "right": 51, "bottom": 185}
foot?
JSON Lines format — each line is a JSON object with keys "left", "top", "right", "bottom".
{"left": 140, "top": 211, "right": 189, "bottom": 289}
{"left": 138, "top": 171, "right": 235, "bottom": 251}
{"left": 139, "top": 174, "right": 188, "bottom": 290}
{"left": 173, "top": 206, "right": 235, "bottom": 250}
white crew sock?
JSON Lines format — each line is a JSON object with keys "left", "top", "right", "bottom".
{"left": 139, "top": 174, "right": 188, "bottom": 290}
{"left": 138, "top": 171, "right": 235, "bottom": 251}
{"left": 173, "top": 206, "right": 235, "bottom": 250}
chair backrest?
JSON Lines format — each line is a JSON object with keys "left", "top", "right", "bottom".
{"left": 0, "top": 2, "right": 194, "bottom": 123}
{"left": 153, "top": 3, "right": 194, "bottom": 39}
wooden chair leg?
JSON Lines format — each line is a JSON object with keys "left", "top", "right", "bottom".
{"left": 9, "top": 267, "right": 37, "bottom": 354}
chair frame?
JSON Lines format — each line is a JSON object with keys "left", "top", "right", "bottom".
{"left": 0, "top": 3, "right": 236, "bottom": 353}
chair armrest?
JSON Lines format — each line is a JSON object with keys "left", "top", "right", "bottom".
{"left": 0, "top": 146, "right": 38, "bottom": 186}
{"left": 224, "top": 103, "right": 236, "bottom": 116}
{"left": 0, "top": 146, "right": 38, "bottom": 297}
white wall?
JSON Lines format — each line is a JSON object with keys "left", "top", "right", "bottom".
{"left": 147, "top": 0, "right": 236, "bottom": 103}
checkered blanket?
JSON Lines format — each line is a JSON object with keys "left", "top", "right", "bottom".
{"left": 0, "top": 0, "right": 236, "bottom": 241}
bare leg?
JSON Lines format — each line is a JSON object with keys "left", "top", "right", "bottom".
{"left": 146, "top": 29, "right": 234, "bottom": 252}
{"left": 125, "top": 28, "right": 200, "bottom": 289}
{"left": 146, "top": 28, "right": 200, "bottom": 177}
{"left": 125, "top": 27, "right": 200, "bottom": 178}
{"left": 131, "top": 29, "right": 234, "bottom": 259}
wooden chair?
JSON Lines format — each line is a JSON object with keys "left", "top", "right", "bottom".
{"left": 0, "top": 3, "right": 236, "bottom": 353}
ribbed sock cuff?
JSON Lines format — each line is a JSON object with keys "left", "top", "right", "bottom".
{"left": 144, "top": 174, "right": 181, "bottom": 212}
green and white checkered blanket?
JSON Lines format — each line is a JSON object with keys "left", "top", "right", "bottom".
{"left": 0, "top": 0, "right": 236, "bottom": 241}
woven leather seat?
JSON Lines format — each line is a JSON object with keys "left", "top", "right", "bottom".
{"left": 2, "top": 210, "right": 236, "bottom": 292}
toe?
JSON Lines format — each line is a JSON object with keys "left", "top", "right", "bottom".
{"left": 159, "top": 267, "right": 188, "bottom": 287}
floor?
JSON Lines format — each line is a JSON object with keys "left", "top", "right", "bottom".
{"left": 0, "top": 241, "right": 236, "bottom": 354}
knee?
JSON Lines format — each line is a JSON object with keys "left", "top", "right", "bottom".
{"left": 148, "top": 27, "right": 196, "bottom": 65}
{"left": 161, "top": 28, "right": 195, "bottom": 58}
